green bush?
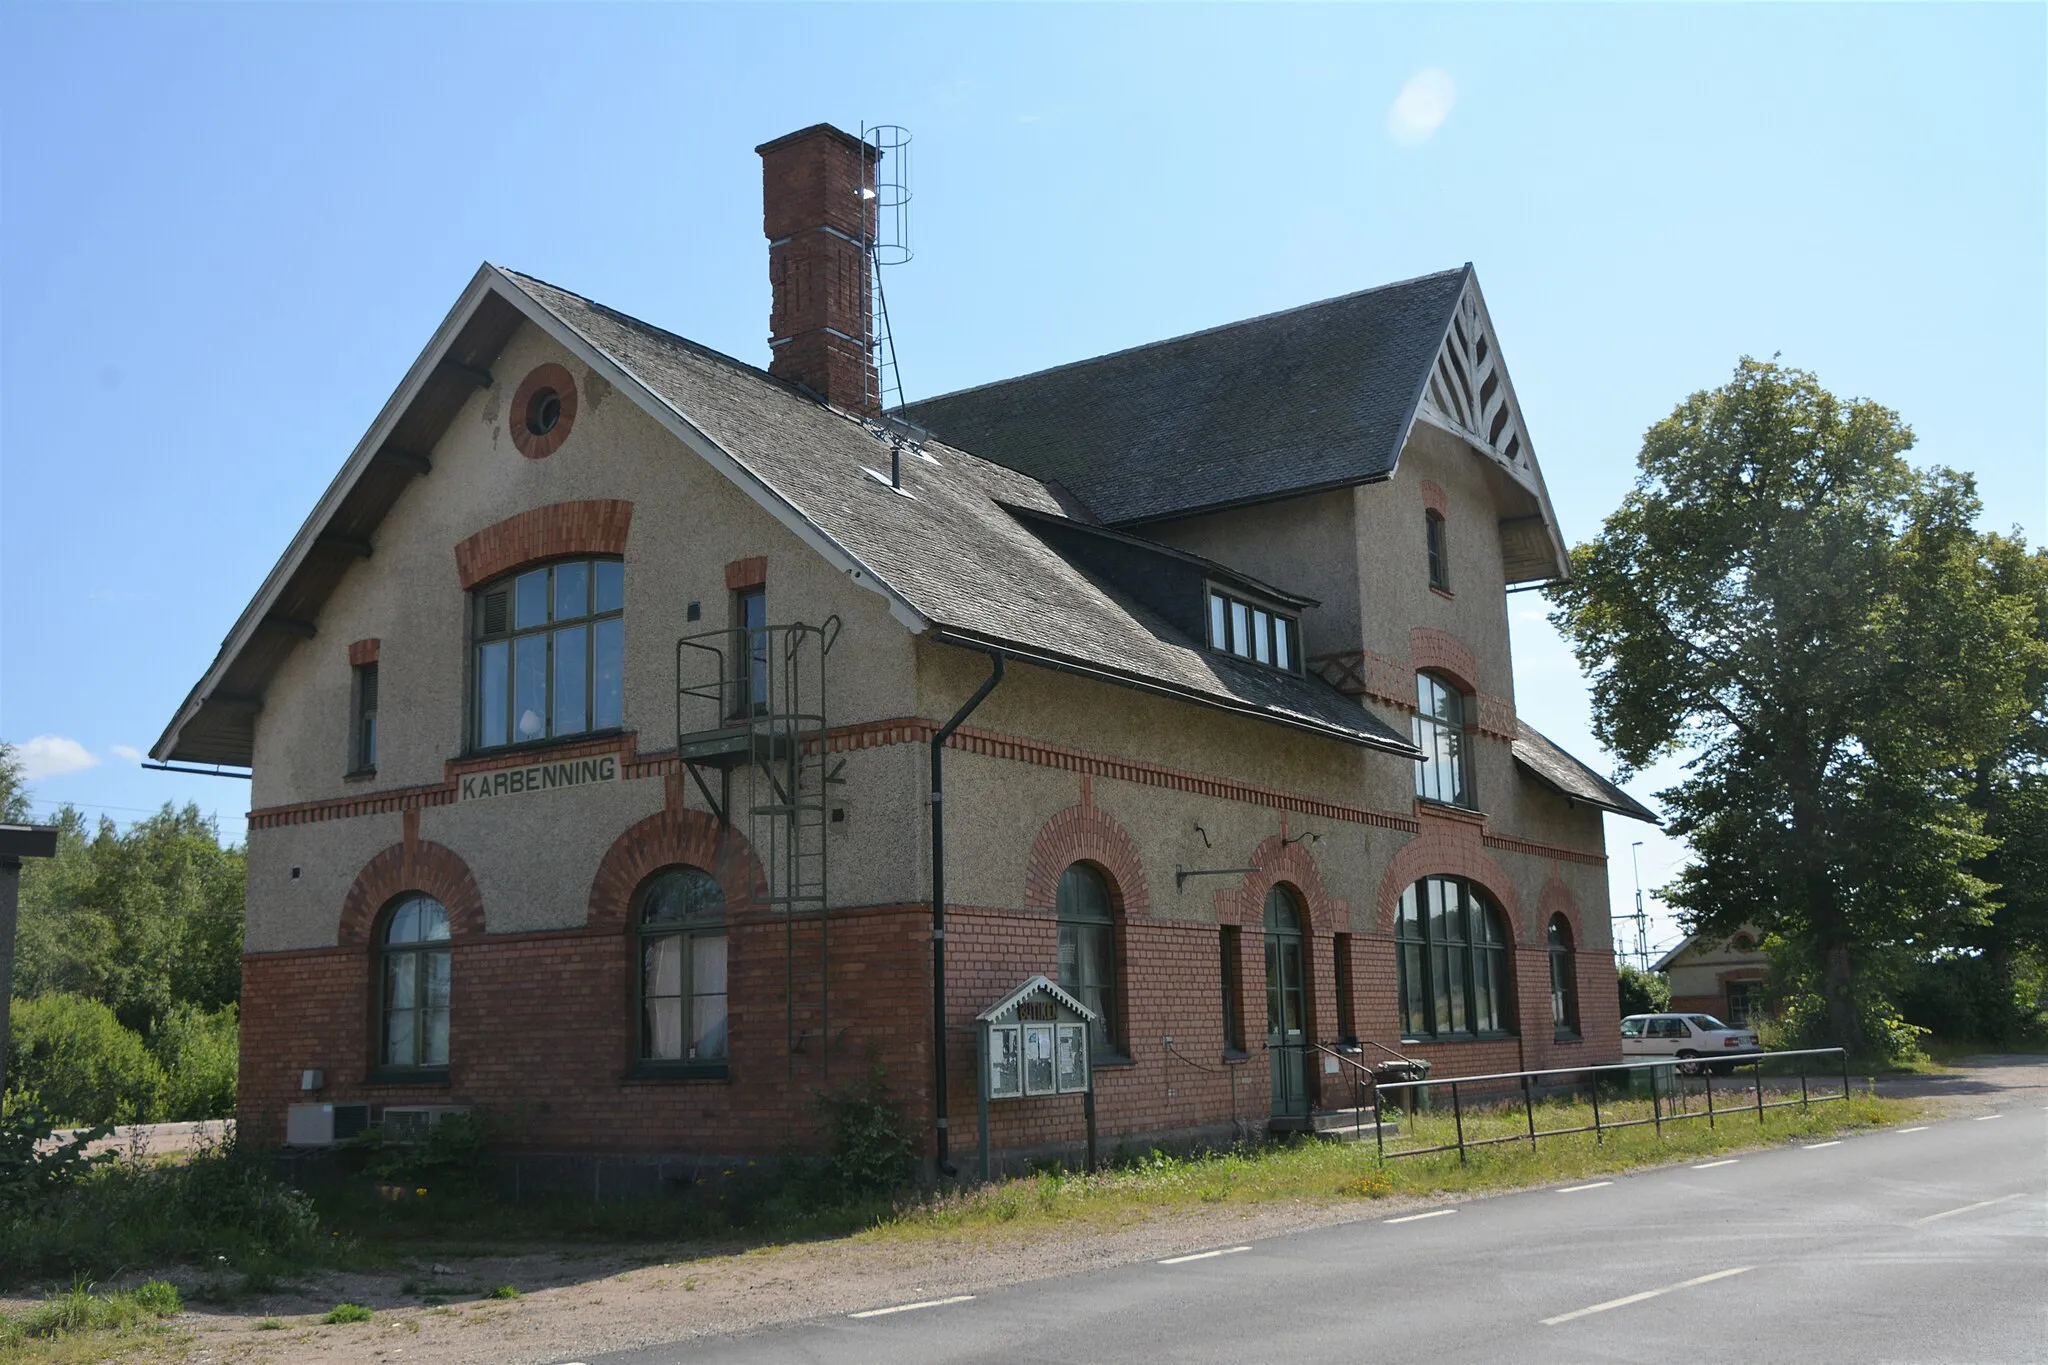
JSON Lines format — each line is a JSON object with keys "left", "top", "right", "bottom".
{"left": 150, "top": 1002, "right": 238, "bottom": 1121}
{"left": 0, "top": 1133, "right": 325, "bottom": 1281}
{"left": 4, "top": 994, "right": 165, "bottom": 1125}
{"left": 322, "top": 1302, "right": 373, "bottom": 1324}
{"left": 814, "top": 1066, "right": 913, "bottom": 1198}
{"left": 346, "top": 1108, "right": 506, "bottom": 1195}
{"left": 0, "top": 1096, "right": 114, "bottom": 1211}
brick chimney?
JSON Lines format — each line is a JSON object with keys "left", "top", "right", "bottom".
{"left": 758, "top": 124, "right": 880, "bottom": 414}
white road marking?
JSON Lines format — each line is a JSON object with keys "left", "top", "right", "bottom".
{"left": 1897, "top": 1126, "right": 1929, "bottom": 1133}
{"left": 1916, "top": 1193, "right": 2023, "bottom": 1225}
{"left": 1692, "top": 1159, "right": 1739, "bottom": 1170}
{"left": 1973, "top": 1114, "right": 2005, "bottom": 1122}
{"left": 1158, "top": 1246, "right": 1251, "bottom": 1265}
{"left": 1557, "top": 1182, "right": 1613, "bottom": 1193}
{"left": 1541, "top": 1266, "right": 1753, "bottom": 1326}
{"left": 1384, "top": 1209, "right": 1457, "bottom": 1224}
{"left": 1805, "top": 1141, "right": 1842, "bottom": 1149}
{"left": 849, "top": 1295, "right": 976, "bottom": 1319}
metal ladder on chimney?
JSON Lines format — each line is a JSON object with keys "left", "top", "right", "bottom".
{"left": 676, "top": 618, "right": 841, "bottom": 1080}
{"left": 860, "top": 123, "right": 913, "bottom": 416}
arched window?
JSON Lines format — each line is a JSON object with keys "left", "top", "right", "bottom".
{"left": 380, "top": 894, "right": 451, "bottom": 1072}
{"left": 1426, "top": 511, "right": 1449, "bottom": 591}
{"left": 1549, "top": 915, "right": 1579, "bottom": 1039}
{"left": 1414, "top": 673, "right": 1472, "bottom": 808}
{"left": 638, "top": 867, "right": 728, "bottom": 1070}
{"left": 1395, "top": 877, "right": 1512, "bottom": 1040}
{"left": 1056, "top": 863, "right": 1120, "bottom": 1056}
{"left": 472, "top": 557, "right": 625, "bottom": 749}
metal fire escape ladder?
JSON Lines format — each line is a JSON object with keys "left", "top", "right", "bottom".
{"left": 676, "top": 617, "right": 841, "bottom": 1080}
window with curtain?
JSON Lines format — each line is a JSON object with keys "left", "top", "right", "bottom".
{"left": 1413, "top": 673, "right": 1472, "bottom": 808}
{"left": 472, "top": 557, "right": 625, "bottom": 749}
{"left": 380, "top": 894, "right": 451, "bottom": 1072}
{"left": 1549, "top": 915, "right": 1579, "bottom": 1039}
{"left": 1395, "top": 877, "right": 1512, "bottom": 1040}
{"left": 637, "top": 866, "right": 728, "bottom": 1071}
{"left": 1056, "top": 863, "right": 1120, "bottom": 1056}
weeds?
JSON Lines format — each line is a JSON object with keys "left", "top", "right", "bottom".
{"left": 485, "top": 1285, "right": 521, "bottom": 1300}
{"left": 319, "top": 1303, "right": 372, "bottom": 1324}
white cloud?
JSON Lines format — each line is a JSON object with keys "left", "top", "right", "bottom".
{"left": 111, "top": 745, "right": 145, "bottom": 763}
{"left": 16, "top": 735, "right": 100, "bottom": 781}
{"left": 1387, "top": 68, "right": 1456, "bottom": 147}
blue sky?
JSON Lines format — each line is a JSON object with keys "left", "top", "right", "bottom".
{"left": 4, "top": 4, "right": 2042, "bottom": 959}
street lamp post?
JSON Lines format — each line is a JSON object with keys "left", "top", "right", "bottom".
{"left": 0, "top": 823, "right": 61, "bottom": 1097}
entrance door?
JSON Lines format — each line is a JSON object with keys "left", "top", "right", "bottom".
{"left": 1264, "top": 887, "right": 1308, "bottom": 1119}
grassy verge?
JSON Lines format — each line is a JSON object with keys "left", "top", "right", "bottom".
{"left": 870, "top": 1089, "right": 1919, "bottom": 1241}
{"left": 0, "top": 1281, "right": 184, "bottom": 1365}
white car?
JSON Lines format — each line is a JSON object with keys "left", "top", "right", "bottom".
{"left": 1620, "top": 1013, "right": 1762, "bottom": 1073}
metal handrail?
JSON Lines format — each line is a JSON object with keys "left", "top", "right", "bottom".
{"left": 1369, "top": 1046, "right": 1851, "bottom": 1165}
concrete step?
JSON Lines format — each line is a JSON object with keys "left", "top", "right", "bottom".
{"left": 1268, "top": 1108, "right": 1400, "bottom": 1142}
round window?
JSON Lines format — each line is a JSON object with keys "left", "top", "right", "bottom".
{"left": 508, "top": 363, "right": 578, "bottom": 458}
{"left": 526, "top": 388, "right": 562, "bottom": 437}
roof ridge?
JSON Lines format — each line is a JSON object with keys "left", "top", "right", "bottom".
{"left": 902, "top": 264, "right": 1470, "bottom": 411}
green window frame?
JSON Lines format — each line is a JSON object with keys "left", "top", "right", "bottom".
{"left": 637, "top": 866, "right": 728, "bottom": 1075}
{"left": 1426, "top": 510, "right": 1450, "bottom": 591}
{"left": 472, "top": 557, "right": 625, "bottom": 751}
{"left": 1548, "top": 915, "right": 1580, "bottom": 1039}
{"left": 379, "top": 894, "right": 451, "bottom": 1075}
{"left": 1056, "top": 863, "right": 1122, "bottom": 1058}
{"left": 351, "top": 661, "right": 379, "bottom": 775}
{"left": 1219, "top": 924, "right": 1245, "bottom": 1054}
{"left": 1395, "top": 877, "right": 1513, "bottom": 1041}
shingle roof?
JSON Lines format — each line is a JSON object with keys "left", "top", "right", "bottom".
{"left": 900, "top": 268, "right": 1469, "bottom": 526}
{"left": 503, "top": 271, "right": 1416, "bottom": 754}
{"left": 1510, "top": 721, "right": 1660, "bottom": 824}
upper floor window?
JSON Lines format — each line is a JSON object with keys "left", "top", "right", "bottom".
{"left": 733, "top": 586, "right": 769, "bottom": 717}
{"left": 637, "top": 866, "right": 728, "bottom": 1071}
{"left": 1056, "top": 863, "right": 1122, "bottom": 1058}
{"left": 380, "top": 894, "right": 451, "bottom": 1073}
{"left": 1414, "top": 673, "right": 1472, "bottom": 807}
{"left": 1207, "top": 587, "right": 1296, "bottom": 672}
{"left": 351, "top": 662, "right": 379, "bottom": 774}
{"left": 1396, "top": 877, "right": 1511, "bottom": 1040}
{"left": 473, "top": 558, "right": 624, "bottom": 750}
{"left": 1426, "top": 511, "right": 1449, "bottom": 591}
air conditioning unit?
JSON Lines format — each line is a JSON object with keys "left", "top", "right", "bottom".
{"left": 285, "top": 1102, "right": 371, "bottom": 1147}
{"left": 380, "top": 1105, "right": 471, "bottom": 1143}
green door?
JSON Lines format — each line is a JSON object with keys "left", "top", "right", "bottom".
{"left": 1265, "top": 887, "right": 1308, "bottom": 1119}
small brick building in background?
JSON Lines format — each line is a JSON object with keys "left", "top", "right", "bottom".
{"left": 156, "top": 123, "right": 1657, "bottom": 1181}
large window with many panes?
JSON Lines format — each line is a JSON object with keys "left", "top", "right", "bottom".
{"left": 637, "top": 867, "right": 728, "bottom": 1073}
{"left": 472, "top": 558, "right": 624, "bottom": 750}
{"left": 1396, "top": 877, "right": 1512, "bottom": 1040}
{"left": 1413, "top": 673, "right": 1472, "bottom": 808}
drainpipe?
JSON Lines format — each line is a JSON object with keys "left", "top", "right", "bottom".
{"left": 930, "top": 647, "right": 1005, "bottom": 1178}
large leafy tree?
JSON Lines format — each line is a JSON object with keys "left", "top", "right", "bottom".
{"left": 1550, "top": 359, "right": 2044, "bottom": 1056}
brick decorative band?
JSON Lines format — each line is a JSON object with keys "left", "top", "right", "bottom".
{"left": 246, "top": 716, "right": 1600, "bottom": 872}
{"left": 454, "top": 499, "right": 632, "bottom": 589}
{"left": 349, "top": 638, "right": 380, "bottom": 666}
{"left": 508, "top": 363, "right": 579, "bottom": 460}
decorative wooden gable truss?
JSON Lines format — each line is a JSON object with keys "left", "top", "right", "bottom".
{"left": 1411, "top": 275, "right": 1568, "bottom": 586}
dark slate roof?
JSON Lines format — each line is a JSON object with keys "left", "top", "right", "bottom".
{"left": 1511, "top": 721, "right": 1660, "bottom": 824}
{"left": 900, "top": 267, "right": 1469, "bottom": 526}
{"left": 503, "top": 271, "right": 1416, "bottom": 754}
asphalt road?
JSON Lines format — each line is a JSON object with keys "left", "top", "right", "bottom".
{"left": 590, "top": 1100, "right": 2047, "bottom": 1365}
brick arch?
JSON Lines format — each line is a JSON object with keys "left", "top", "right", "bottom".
{"left": 1025, "top": 795, "right": 1150, "bottom": 916}
{"left": 1217, "top": 833, "right": 1346, "bottom": 932}
{"left": 508, "top": 362, "right": 579, "bottom": 460}
{"left": 1419, "top": 477, "right": 1449, "bottom": 516}
{"left": 1410, "top": 628, "right": 1479, "bottom": 696}
{"left": 1374, "top": 823, "right": 1523, "bottom": 941}
{"left": 454, "top": 499, "right": 634, "bottom": 590}
{"left": 1538, "top": 873, "right": 1582, "bottom": 946}
{"left": 587, "top": 805, "right": 766, "bottom": 932}
{"left": 339, "top": 840, "right": 485, "bottom": 947}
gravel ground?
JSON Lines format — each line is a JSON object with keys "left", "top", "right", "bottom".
{"left": 16, "top": 1054, "right": 2040, "bottom": 1365}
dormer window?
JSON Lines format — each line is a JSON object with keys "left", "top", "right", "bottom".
{"left": 1207, "top": 587, "right": 1296, "bottom": 672}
